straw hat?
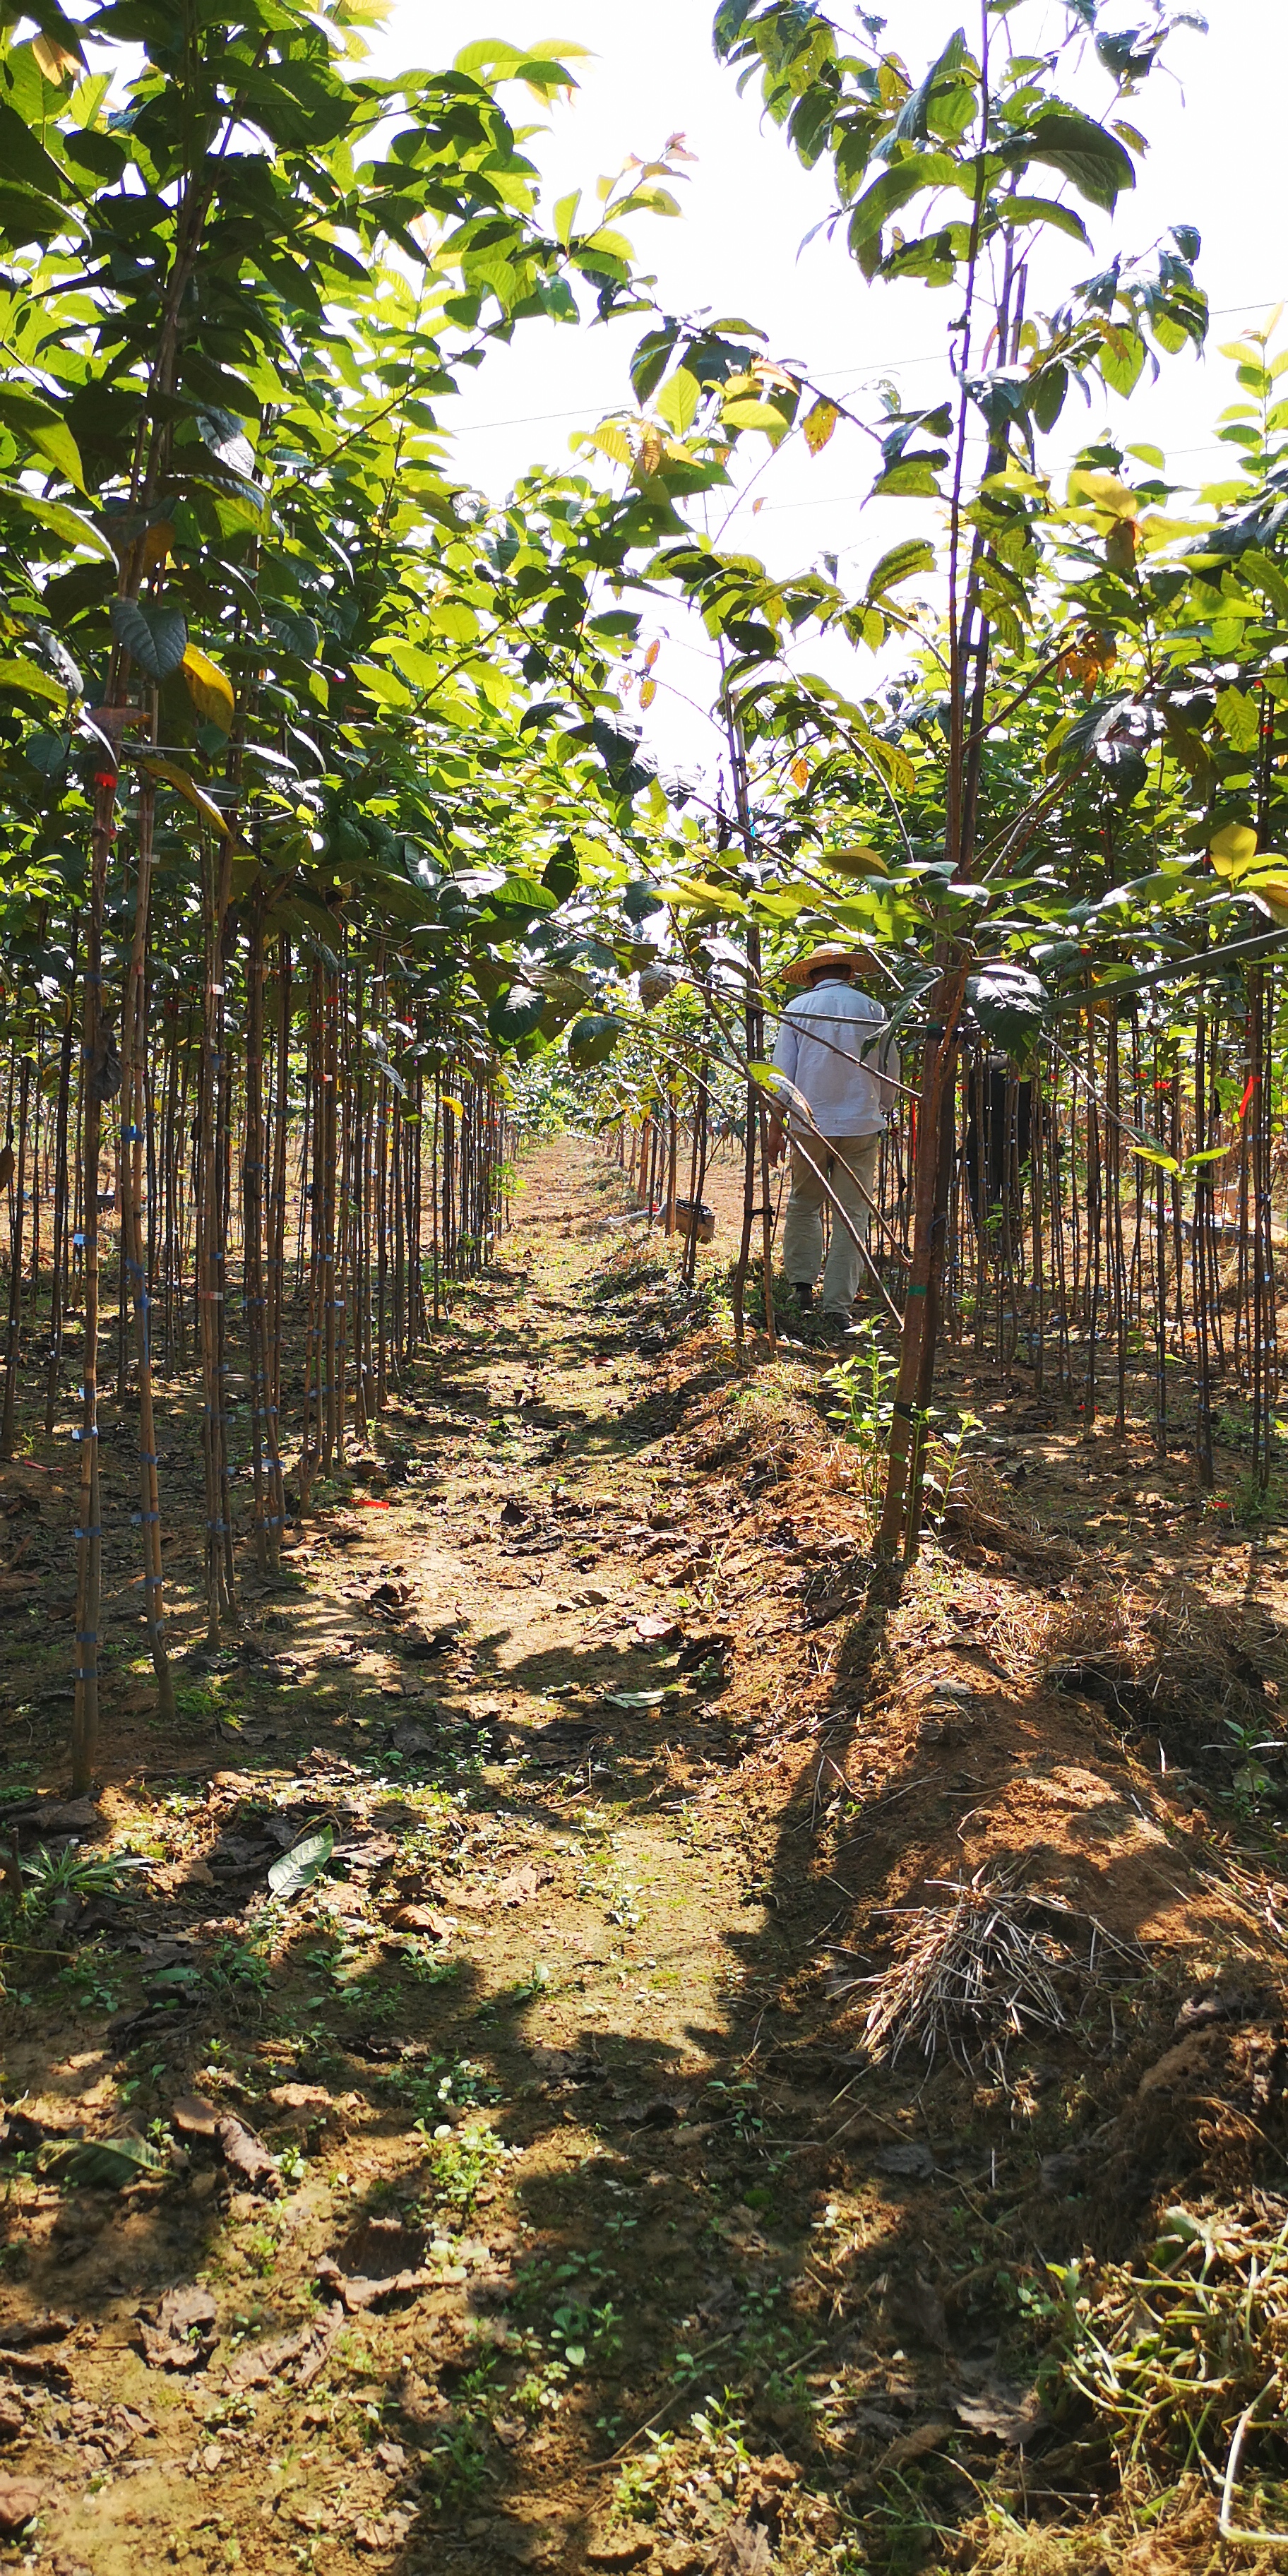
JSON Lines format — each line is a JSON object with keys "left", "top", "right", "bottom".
{"left": 780, "top": 943, "right": 861, "bottom": 989}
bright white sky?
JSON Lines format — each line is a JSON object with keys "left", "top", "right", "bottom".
{"left": 369, "top": 2, "right": 1287, "bottom": 785}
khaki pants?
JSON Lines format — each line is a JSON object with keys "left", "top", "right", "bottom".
{"left": 782, "top": 1132, "right": 881, "bottom": 1316}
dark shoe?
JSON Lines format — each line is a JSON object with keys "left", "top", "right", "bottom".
{"left": 789, "top": 1281, "right": 815, "bottom": 1312}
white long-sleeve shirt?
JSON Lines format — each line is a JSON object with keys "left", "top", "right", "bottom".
{"left": 771, "top": 979, "right": 898, "bottom": 1138}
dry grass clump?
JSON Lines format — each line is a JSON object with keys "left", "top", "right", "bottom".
{"left": 689, "top": 1377, "right": 818, "bottom": 1481}
{"left": 1033, "top": 1582, "right": 1288, "bottom": 1765}
{"left": 938, "top": 1446, "right": 1080, "bottom": 1571}
{"left": 955, "top": 2481, "right": 1215, "bottom": 2576}
{"left": 1056, "top": 2201, "right": 1288, "bottom": 2526}
{"left": 1036, "top": 1582, "right": 1158, "bottom": 1692}
{"left": 845, "top": 1870, "right": 1134, "bottom": 2073}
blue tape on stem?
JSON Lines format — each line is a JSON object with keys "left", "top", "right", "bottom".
{"left": 74, "top": 1526, "right": 102, "bottom": 1539}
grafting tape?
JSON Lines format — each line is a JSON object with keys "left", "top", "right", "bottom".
{"left": 74, "top": 1525, "right": 102, "bottom": 1539}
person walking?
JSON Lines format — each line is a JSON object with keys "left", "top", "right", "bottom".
{"left": 765, "top": 945, "right": 898, "bottom": 1331}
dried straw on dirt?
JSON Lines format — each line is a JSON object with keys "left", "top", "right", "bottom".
{"left": 844, "top": 1870, "right": 1137, "bottom": 2072}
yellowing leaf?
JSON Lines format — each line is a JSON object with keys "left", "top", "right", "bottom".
{"left": 790, "top": 756, "right": 809, "bottom": 790}
{"left": 655, "top": 367, "right": 699, "bottom": 435}
{"left": 431, "top": 600, "right": 480, "bottom": 644}
{"left": 32, "top": 32, "right": 80, "bottom": 80}
{"left": 0, "top": 655, "right": 65, "bottom": 703}
{"left": 588, "top": 421, "right": 632, "bottom": 466}
{"left": 141, "top": 756, "right": 229, "bottom": 837}
{"left": 180, "top": 643, "right": 234, "bottom": 734}
{"left": 639, "top": 677, "right": 657, "bottom": 709}
{"left": 139, "top": 520, "right": 174, "bottom": 571}
{"left": 643, "top": 639, "right": 660, "bottom": 670}
{"left": 1210, "top": 820, "right": 1258, "bottom": 871}
{"left": 1067, "top": 467, "right": 1138, "bottom": 521}
{"left": 825, "top": 844, "right": 889, "bottom": 880}
{"left": 803, "top": 396, "right": 838, "bottom": 456}
{"left": 720, "top": 396, "right": 789, "bottom": 440}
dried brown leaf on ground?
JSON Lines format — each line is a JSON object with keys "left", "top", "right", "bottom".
{"left": 0, "top": 2313, "right": 72, "bottom": 2350}
{"left": 951, "top": 2379, "right": 1045, "bottom": 2446}
{"left": 0, "top": 2479, "right": 42, "bottom": 2537}
{"left": 712, "top": 2520, "right": 775, "bottom": 2574}
{"left": 137, "top": 2284, "right": 217, "bottom": 2371}
{"left": 217, "top": 2114, "right": 280, "bottom": 2194}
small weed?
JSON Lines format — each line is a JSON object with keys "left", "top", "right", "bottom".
{"left": 241, "top": 2224, "right": 280, "bottom": 2278}
{"left": 19, "top": 1843, "right": 122, "bottom": 1912}
{"left": 55, "top": 1940, "right": 120, "bottom": 2015}
{"left": 422, "top": 2121, "right": 514, "bottom": 2217}
{"left": 506, "top": 1961, "right": 551, "bottom": 2002}
{"left": 513, "top": 2355, "right": 570, "bottom": 2416}
{"left": 612, "top": 2434, "right": 674, "bottom": 2522}
{"left": 209, "top": 1933, "right": 273, "bottom": 2000}
{"left": 401, "top": 1942, "right": 461, "bottom": 1989}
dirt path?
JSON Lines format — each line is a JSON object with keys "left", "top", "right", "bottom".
{"left": 0, "top": 1144, "right": 852, "bottom": 2576}
{"left": 4, "top": 1140, "right": 1288, "bottom": 2576}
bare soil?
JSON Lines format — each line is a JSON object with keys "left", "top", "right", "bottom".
{"left": 3, "top": 1139, "right": 1288, "bottom": 2576}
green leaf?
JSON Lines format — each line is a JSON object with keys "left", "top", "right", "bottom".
{"left": 268, "top": 1823, "right": 334, "bottom": 1900}
{"left": 1099, "top": 326, "right": 1145, "bottom": 398}
{"left": 431, "top": 601, "right": 481, "bottom": 644}
{"left": 568, "top": 1013, "right": 623, "bottom": 1068}
{"left": 847, "top": 150, "right": 963, "bottom": 253}
{"left": 966, "top": 962, "right": 1048, "bottom": 1061}
{"left": 0, "top": 97, "right": 70, "bottom": 204}
{"left": 998, "top": 194, "right": 1090, "bottom": 247}
{"left": 999, "top": 111, "right": 1135, "bottom": 211}
{"left": 489, "top": 983, "right": 547, "bottom": 1046}
{"left": 1241, "top": 550, "right": 1288, "bottom": 620}
{"left": 110, "top": 596, "right": 188, "bottom": 681}
{"left": 866, "top": 539, "right": 936, "bottom": 598}
{"left": 1215, "top": 685, "right": 1260, "bottom": 754}
{"left": 890, "top": 29, "right": 970, "bottom": 145}
{"left": 47, "top": 2134, "right": 165, "bottom": 2189}
{"left": 872, "top": 459, "right": 944, "bottom": 499}
{"left": 0, "top": 384, "right": 86, "bottom": 491}
{"left": 196, "top": 406, "right": 256, "bottom": 480}
{"left": 0, "top": 480, "right": 112, "bottom": 559}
